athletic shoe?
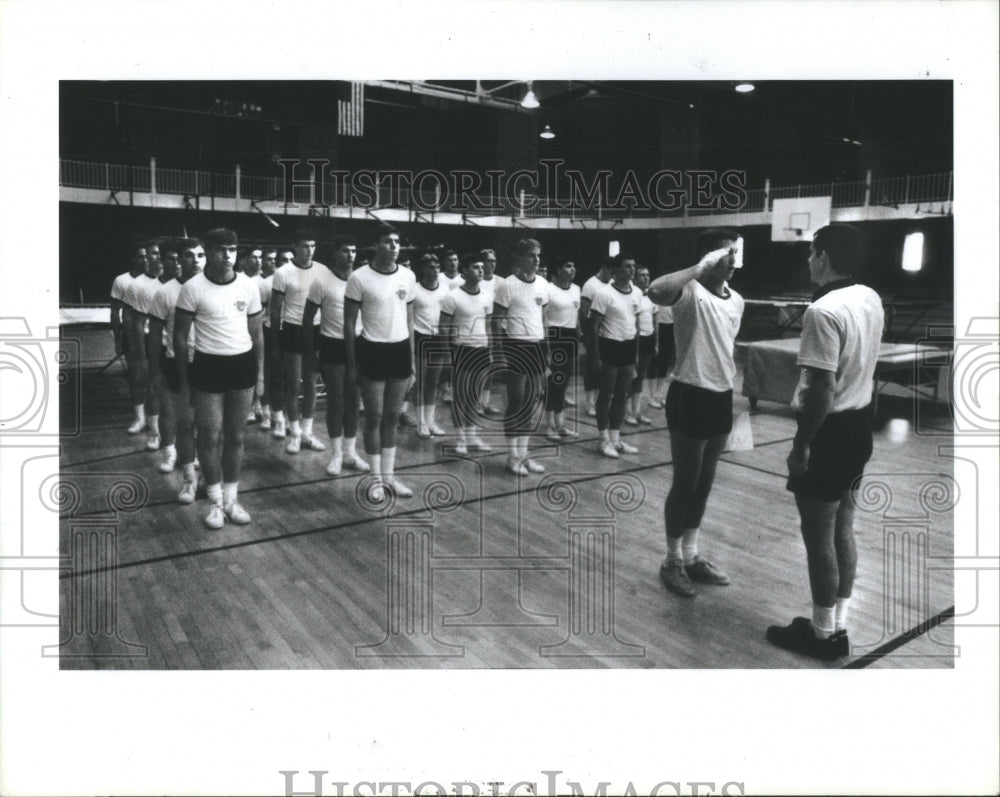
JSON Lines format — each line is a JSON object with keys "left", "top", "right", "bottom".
{"left": 177, "top": 480, "right": 197, "bottom": 505}
{"left": 506, "top": 457, "right": 529, "bottom": 477}
{"left": 398, "top": 412, "right": 417, "bottom": 428}
{"left": 648, "top": 398, "right": 664, "bottom": 409}
{"left": 557, "top": 426, "right": 579, "bottom": 438}
{"left": 286, "top": 435, "right": 301, "bottom": 454}
{"left": 831, "top": 629, "right": 851, "bottom": 658}
{"left": 637, "top": 415, "right": 653, "bottom": 425}
{"left": 325, "top": 454, "right": 343, "bottom": 476}
{"left": 615, "top": 439, "right": 639, "bottom": 455}
{"left": 441, "top": 384, "right": 453, "bottom": 404}
{"left": 469, "top": 437, "right": 492, "bottom": 453}
{"left": 127, "top": 418, "right": 145, "bottom": 435}
{"left": 523, "top": 458, "right": 545, "bottom": 474}
{"left": 546, "top": 427, "right": 563, "bottom": 442}
{"left": 145, "top": 434, "right": 161, "bottom": 451}
{"left": 272, "top": 418, "right": 287, "bottom": 439}
{"left": 224, "top": 501, "right": 251, "bottom": 525}
{"left": 766, "top": 617, "right": 847, "bottom": 662}
{"left": 344, "top": 454, "right": 371, "bottom": 472}
{"left": 428, "top": 422, "right": 446, "bottom": 436}
{"left": 246, "top": 411, "right": 257, "bottom": 424}
{"left": 158, "top": 449, "right": 177, "bottom": 474}
{"left": 260, "top": 416, "right": 272, "bottom": 431}
{"left": 252, "top": 404, "right": 263, "bottom": 422}
{"left": 586, "top": 406, "right": 597, "bottom": 417}
{"left": 386, "top": 477, "right": 413, "bottom": 498}
{"left": 685, "top": 557, "right": 730, "bottom": 585}
{"left": 204, "top": 504, "right": 225, "bottom": 530}
{"left": 659, "top": 559, "right": 696, "bottom": 597}
{"left": 624, "top": 415, "right": 639, "bottom": 426}
{"left": 193, "top": 457, "right": 200, "bottom": 470}
{"left": 302, "top": 434, "right": 326, "bottom": 452}
{"left": 599, "top": 441, "right": 620, "bottom": 459}
{"left": 564, "top": 396, "right": 577, "bottom": 407}
{"left": 455, "top": 442, "right": 469, "bottom": 455}
{"left": 416, "top": 425, "right": 432, "bottom": 439}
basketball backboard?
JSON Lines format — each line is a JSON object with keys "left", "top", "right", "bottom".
{"left": 770, "top": 196, "right": 832, "bottom": 242}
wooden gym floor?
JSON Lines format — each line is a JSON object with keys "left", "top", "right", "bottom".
{"left": 56, "top": 360, "right": 955, "bottom": 670}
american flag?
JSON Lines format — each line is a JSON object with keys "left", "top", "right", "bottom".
{"left": 338, "top": 81, "right": 365, "bottom": 137}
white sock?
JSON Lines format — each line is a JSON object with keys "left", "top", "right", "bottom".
{"left": 290, "top": 419, "right": 302, "bottom": 437}
{"left": 586, "top": 390, "right": 596, "bottom": 407}
{"left": 427, "top": 404, "right": 438, "bottom": 427}
{"left": 544, "top": 411, "right": 554, "bottom": 429}
{"left": 508, "top": 438, "right": 519, "bottom": 460}
{"left": 457, "top": 427, "right": 468, "bottom": 444}
{"left": 609, "top": 429, "right": 620, "bottom": 445}
{"left": 332, "top": 436, "right": 343, "bottom": 457}
{"left": 206, "top": 483, "right": 223, "bottom": 506}
{"left": 811, "top": 604, "right": 837, "bottom": 639}
{"left": 400, "top": 401, "right": 410, "bottom": 415}
{"left": 381, "top": 447, "right": 396, "bottom": 478}
{"left": 835, "top": 597, "right": 852, "bottom": 631}
{"left": 302, "top": 417, "right": 314, "bottom": 437}
{"left": 222, "top": 482, "right": 238, "bottom": 506}
{"left": 345, "top": 437, "right": 358, "bottom": 458}
{"left": 262, "top": 404, "right": 271, "bottom": 420}
{"left": 666, "top": 537, "right": 683, "bottom": 562}
{"left": 134, "top": 404, "right": 146, "bottom": 422}
{"left": 681, "top": 528, "right": 699, "bottom": 565}
{"left": 274, "top": 410, "right": 286, "bottom": 424}
{"left": 600, "top": 429, "right": 610, "bottom": 443}
{"left": 417, "top": 405, "right": 427, "bottom": 427}
{"left": 516, "top": 435, "right": 529, "bottom": 460}
{"left": 147, "top": 414, "right": 159, "bottom": 436}
{"left": 163, "top": 443, "right": 176, "bottom": 458}
{"left": 182, "top": 462, "right": 197, "bottom": 482}
{"left": 554, "top": 411, "right": 564, "bottom": 429}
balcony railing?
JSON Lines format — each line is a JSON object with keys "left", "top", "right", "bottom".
{"left": 59, "top": 158, "right": 954, "bottom": 221}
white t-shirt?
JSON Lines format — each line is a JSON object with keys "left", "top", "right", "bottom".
{"left": 581, "top": 275, "right": 611, "bottom": 314}
{"left": 441, "top": 272, "right": 464, "bottom": 291}
{"left": 592, "top": 282, "right": 642, "bottom": 341}
{"left": 440, "top": 286, "right": 492, "bottom": 348}
{"left": 494, "top": 274, "right": 549, "bottom": 341}
{"left": 638, "top": 294, "right": 658, "bottom": 337}
{"left": 176, "top": 272, "right": 262, "bottom": 356}
{"left": 792, "top": 282, "right": 884, "bottom": 413}
{"left": 110, "top": 271, "right": 135, "bottom": 302}
{"left": 124, "top": 273, "right": 161, "bottom": 314}
{"left": 149, "top": 279, "right": 195, "bottom": 361}
{"left": 252, "top": 274, "right": 273, "bottom": 328}
{"left": 658, "top": 303, "right": 674, "bottom": 325}
{"left": 272, "top": 262, "right": 322, "bottom": 327}
{"left": 345, "top": 265, "right": 416, "bottom": 344}
{"left": 480, "top": 277, "right": 497, "bottom": 309}
{"left": 671, "top": 279, "right": 744, "bottom": 392}
{"left": 307, "top": 267, "right": 363, "bottom": 340}
{"left": 545, "top": 282, "right": 581, "bottom": 329}
{"left": 412, "top": 281, "right": 447, "bottom": 336}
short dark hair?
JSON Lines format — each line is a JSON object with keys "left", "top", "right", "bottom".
{"left": 513, "top": 238, "right": 541, "bottom": 257}
{"left": 178, "top": 237, "right": 203, "bottom": 252}
{"left": 479, "top": 248, "right": 496, "bottom": 260}
{"left": 612, "top": 253, "right": 635, "bottom": 268}
{"left": 293, "top": 226, "right": 316, "bottom": 244}
{"left": 443, "top": 249, "right": 458, "bottom": 259}
{"left": 203, "top": 228, "right": 238, "bottom": 249}
{"left": 460, "top": 253, "right": 485, "bottom": 271}
{"left": 696, "top": 227, "right": 739, "bottom": 257}
{"left": 373, "top": 223, "right": 399, "bottom": 243}
{"left": 812, "top": 224, "right": 864, "bottom": 276}
{"left": 331, "top": 234, "right": 357, "bottom": 251}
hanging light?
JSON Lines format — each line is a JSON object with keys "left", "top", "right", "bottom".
{"left": 521, "top": 81, "right": 540, "bottom": 108}
{"left": 539, "top": 124, "right": 555, "bottom": 139}
{"left": 734, "top": 82, "right": 755, "bottom": 94}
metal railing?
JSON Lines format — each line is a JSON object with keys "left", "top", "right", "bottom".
{"left": 59, "top": 158, "right": 954, "bottom": 220}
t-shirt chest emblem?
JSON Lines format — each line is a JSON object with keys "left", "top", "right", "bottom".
{"left": 235, "top": 300, "right": 247, "bottom": 312}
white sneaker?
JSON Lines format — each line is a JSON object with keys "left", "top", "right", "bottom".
{"left": 586, "top": 406, "right": 597, "bottom": 418}
{"left": 455, "top": 442, "right": 468, "bottom": 455}
{"left": 624, "top": 415, "right": 639, "bottom": 426}
{"left": 177, "top": 480, "right": 197, "bottom": 504}
{"left": 158, "top": 449, "right": 177, "bottom": 473}
{"left": 416, "top": 425, "right": 432, "bottom": 439}
{"left": 557, "top": 427, "right": 579, "bottom": 438}
{"left": 246, "top": 411, "right": 257, "bottom": 424}
{"left": 127, "top": 418, "right": 145, "bottom": 435}
{"left": 386, "top": 477, "right": 413, "bottom": 498}
{"left": 506, "top": 457, "right": 529, "bottom": 476}
{"left": 469, "top": 436, "right": 492, "bottom": 452}
{"left": 345, "top": 454, "right": 371, "bottom": 472}
{"left": 272, "top": 418, "right": 287, "bottom": 439}
{"left": 325, "top": 454, "right": 343, "bottom": 476}
{"left": 600, "top": 441, "right": 620, "bottom": 459}
{"left": 615, "top": 439, "right": 639, "bottom": 455}
{"left": 145, "top": 434, "right": 161, "bottom": 451}
{"left": 523, "top": 458, "right": 546, "bottom": 474}
{"left": 286, "top": 435, "right": 301, "bottom": 454}
{"left": 302, "top": 434, "right": 326, "bottom": 452}
{"left": 428, "top": 422, "right": 446, "bottom": 436}
{"left": 224, "top": 501, "right": 251, "bottom": 525}
{"left": 546, "top": 427, "right": 562, "bottom": 442}
{"left": 260, "top": 415, "right": 272, "bottom": 431}
{"left": 204, "top": 504, "right": 225, "bottom": 529}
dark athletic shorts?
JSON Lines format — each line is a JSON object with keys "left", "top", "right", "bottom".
{"left": 598, "top": 336, "right": 638, "bottom": 368}
{"left": 357, "top": 337, "right": 412, "bottom": 381}
{"left": 159, "top": 348, "right": 192, "bottom": 393}
{"left": 499, "top": 338, "right": 546, "bottom": 378}
{"left": 317, "top": 334, "right": 347, "bottom": 366}
{"left": 786, "top": 407, "right": 874, "bottom": 501}
{"left": 280, "top": 322, "right": 318, "bottom": 355}
{"left": 190, "top": 350, "right": 257, "bottom": 394}
{"left": 637, "top": 332, "right": 656, "bottom": 359}
{"left": 665, "top": 379, "right": 733, "bottom": 440}
{"left": 415, "top": 331, "right": 451, "bottom": 369}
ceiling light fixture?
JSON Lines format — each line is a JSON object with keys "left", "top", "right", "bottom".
{"left": 734, "top": 82, "right": 755, "bottom": 94}
{"left": 539, "top": 124, "right": 555, "bottom": 139}
{"left": 521, "top": 81, "right": 540, "bottom": 109}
